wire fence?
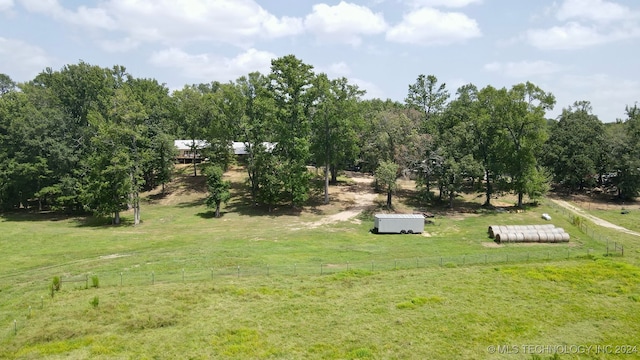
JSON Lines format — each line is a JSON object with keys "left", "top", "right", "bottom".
{"left": 546, "top": 200, "right": 627, "bottom": 256}
{"left": 44, "top": 200, "right": 628, "bottom": 290}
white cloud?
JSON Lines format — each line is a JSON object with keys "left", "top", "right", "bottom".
{"left": 350, "top": 77, "right": 384, "bottom": 99}
{"left": 149, "top": 48, "right": 276, "bottom": 82}
{"left": 386, "top": 7, "right": 481, "bottom": 45}
{"left": 0, "top": 0, "right": 13, "bottom": 12}
{"left": 526, "top": 21, "right": 638, "bottom": 50}
{"left": 526, "top": 0, "right": 640, "bottom": 50}
{"left": 19, "top": 0, "right": 116, "bottom": 29}
{"left": 0, "top": 37, "right": 53, "bottom": 81}
{"left": 19, "top": 0, "right": 304, "bottom": 48}
{"left": 100, "top": 37, "right": 141, "bottom": 53}
{"left": 553, "top": 73, "right": 640, "bottom": 122}
{"left": 408, "top": 0, "right": 482, "bottom": 8}
{"left": 484, "top": 60, "right": 563, "bottom": 78}
{"left": 304, "top": 1, "right": 387, "bottom": 46}
{"left": 556, "top": 0, "right": 632, "bottom": 23}
{"left": 319, "top": 61, "right": 352, "bottom": 77}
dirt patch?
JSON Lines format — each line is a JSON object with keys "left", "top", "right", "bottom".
{"left": 549, "top": 198, "right": 640, "bottom": 237}
{"left": 307, "top": 175, "right": 379, "bottom": 228}
{"left": 99, "top": 253, "right": 130, "bottom": 260}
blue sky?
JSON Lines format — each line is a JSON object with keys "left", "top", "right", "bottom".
{"left": 1, "top": 0, "right": 639, "bottom": 122}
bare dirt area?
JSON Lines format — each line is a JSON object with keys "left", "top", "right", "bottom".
{"left": 307, "top": 172, "right": 379, "bottom": 228}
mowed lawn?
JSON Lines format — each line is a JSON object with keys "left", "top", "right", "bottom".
{"left": 1, "top": 168, "right": 640, "bottom": 359}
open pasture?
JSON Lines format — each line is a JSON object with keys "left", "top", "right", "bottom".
{"left": 1, "top": 168, "right": 639, "bottom": 359}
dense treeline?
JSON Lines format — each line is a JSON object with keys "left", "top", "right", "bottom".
{"left": 1, "top": 56, "right": 639, "bottom": 223}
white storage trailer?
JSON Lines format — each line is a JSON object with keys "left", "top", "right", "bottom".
{"left": 373, "top": 214, "right": 424, "bottom": 234}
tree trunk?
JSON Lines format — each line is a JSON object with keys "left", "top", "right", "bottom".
{"left": 215, "top": 202, "right": 221, "bottom": 218}
{"left": 386, "top": 187, "right": 392, "bottom": 209}
{"left": 484, "top": 169, "right": 492, "bottom": 207}
{"left": 133, "top": 191, "right": 140, "bottom": 225}
{"left": 324, "top": 162, "right": 330, "bottom": 204}
{"left": 517, "top": 192, "right": 524, "bottom": 208}
{"left": 449, "top": 190, "right": 454, "bottom": 208}
{"left": 330, "top": 165, "right": 338, "bottom": 184}
{"left": 114, "top": 211, "right": 120, "bottom": 225}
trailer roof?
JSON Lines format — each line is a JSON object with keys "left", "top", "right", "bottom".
{"left": 374, "top": 214, "right": 424, "bottom": 219}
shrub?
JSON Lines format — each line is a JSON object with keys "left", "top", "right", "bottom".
{"left": 91, "top": 275, "right": 99, "bottom": 288}
{"left": 52, "top": 276, "right": 61, "bottom": 291}
{"left": 90, "top": 296, "right": 99, "bottom": 308}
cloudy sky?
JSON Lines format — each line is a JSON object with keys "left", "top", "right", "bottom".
{"left": 1, "top": 0, "right": 639, "bottom": 122}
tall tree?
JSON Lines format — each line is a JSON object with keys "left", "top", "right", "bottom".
{"left": 269, "top": 55, "right": 315, "bottom": 207}
{"left": 310, "top": 74, "right": 364, "bottom": 204}
{"left": 544, "top": 101, "right": 605, "bottom": 190}
{"left": 609, "top": 105, "right": 640, "bottom": 199}
{"left": 234, "top": 72, "right": 275, "bottom": 206}
{"left": 502, "top": 82, "right": 555, "bottom": 207}
{"left": 405, "top": 74, "right": 450, "bottom": 133}
{"left": 474, "top": 85, "right": 507, "bottom": 206}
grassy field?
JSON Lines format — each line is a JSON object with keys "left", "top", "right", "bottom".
{"left": 1, "top": 166, "right": 639, "bottom": 359}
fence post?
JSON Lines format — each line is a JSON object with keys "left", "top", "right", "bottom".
{"left": 120, "top": 272, "right": 123, "bottom": 286}
{"left": 440, "top": 257, "right": 442, "bottom": 267}
{"left": 40, "top": 296, "right": 43, "bottom": 309}
{"left": 294, "top": 263, "right": 297, "bottom": 275}
{"left": 485, "top": 254, "right": 487, "bottom": 264}
{"left": 152, "top": 271, "right": 154, "bottom": 285}
{"left": 237, "top": 266, "right": 240, "bottom": 278}
{"left": 320, "top": 263, "right": 323, "bottom": 275}
{"left": 182, "top": 269, "right": 185, "bottom": 282}
{"left": 394, "top": 260, "right": 397, "bottom": 270}
{"left": 211, "top": 268, "right": 213, "bottom": 280}
{"left": 371, "top": 261, "right": 374, "bottom": 272}
{"left": 85, "top": 274, "right": 88, "bottom": 289}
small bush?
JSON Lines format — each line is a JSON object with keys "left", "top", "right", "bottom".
{"left": 90, "top": 296, "right": 99, "bottom": 308}
{"left": 571, "top": 215, "right": 583, "bottom": 227}
{"left": 52, "top": 276, "right": 61, "bottom": 292}
{"left": 91, "top": 275, "right": 99, "bottom": 288}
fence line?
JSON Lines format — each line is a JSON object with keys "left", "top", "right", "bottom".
{"left": 41, "top": 246, "right": 608, "bottom": 290}
{"left": 546, "top": 200, "right": 627, "bottom": 256}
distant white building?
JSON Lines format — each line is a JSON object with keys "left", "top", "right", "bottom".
{"left": 174, "top": 140, "right": 210, "bottom": 163}
{"left": 174, "top": 140, "right": 276, "bottom": 163}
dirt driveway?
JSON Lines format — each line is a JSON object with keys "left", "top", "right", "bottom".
{"left": 550, "top": 199, "right": 640, "bottom": 237}
{"left": 308, "top": 175, "right": 378, "bottom": 228}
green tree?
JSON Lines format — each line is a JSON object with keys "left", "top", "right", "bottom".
{"left": 0, "top": 73, "right": 16, "bottom": 95}
{"left": 269, "top": 55, "right": 315, "bottom": 207}
{"left": 235, "top": 72, "right": 276, "bottom": 206}
{"left": 310, "top": 74, "right": 364, "bottom": 204}
{"left": 609, "top": 105, "right": 640, "bottom": 199}
{"left": 474, "top": 85, "right": 508, "bottom": 206}
{"left": 375, "top": 160, "right": 399, "bottom": 209}
{"left": 204, "top": 164, "right": 231, "bottom": 218}
{"left": 405, "top": 74, "right": 450, "bottom": 133}
{"left": 544, "top": 101, "right": 605, "bottom": 190}
{"left": 502, "top": 82, "right": 555, "bottom": 207}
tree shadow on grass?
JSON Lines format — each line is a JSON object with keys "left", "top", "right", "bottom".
{"left": 74, "top": 215, "right": 135, "bottom": 228}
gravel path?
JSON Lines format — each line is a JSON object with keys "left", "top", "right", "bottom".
{"left": 550, "top": 199, "right": 640, "bottom": 237}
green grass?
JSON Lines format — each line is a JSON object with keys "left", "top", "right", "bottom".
{"left": 1, "top": 172, "right": 639, "bottom": 359}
